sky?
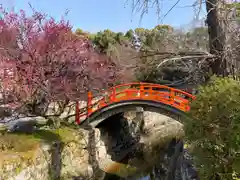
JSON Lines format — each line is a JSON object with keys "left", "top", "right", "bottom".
{"left": 1, "top": 0, "right": 206, "bottom": 33}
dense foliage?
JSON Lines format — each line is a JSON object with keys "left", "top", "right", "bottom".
{"left": 0, "top": 8, "right": 121, "bottom": 115}
{"left": 75, "top": 25, "right": 210, "bottom": 87}
{"left": 186, "top": 77, "right": 240, "bottom": 179}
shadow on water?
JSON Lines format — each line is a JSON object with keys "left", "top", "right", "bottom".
{"left": 103, "top": 139, "right": 200, "bottom": 180}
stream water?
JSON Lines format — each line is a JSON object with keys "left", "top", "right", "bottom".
{"left": 103, "top": 146, "right": 199, "bottom": 180}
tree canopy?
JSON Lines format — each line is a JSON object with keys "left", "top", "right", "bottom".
{"left": 80, "top": 24, "right": 210, "bottom": 89}
{"left": 0, "top": 8, "right": 121, "bottom": 115}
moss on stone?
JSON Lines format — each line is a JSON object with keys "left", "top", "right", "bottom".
{"left": 0, "top": 126, "right": 83, "bottom": 179}
{"left": 0, "top": 131, "right": 45, "bottom": 175}
{"left": 0, "top": 126, "right": 82, "bottom": 165}
{"left": 33, "top": 126, "right": 82, "bottom": 143}
{"left": 50, "top": 126, "right": 83, "bottom": 143}
{"left": 0, "top": 126, "right": 82, "bottom": 152}
{"left": 0, "top": 133, "right": 40, "bottom": 152}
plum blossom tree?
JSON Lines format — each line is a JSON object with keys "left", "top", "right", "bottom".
{"left": 0, "top": 6, "right": 121, "bottom": 116}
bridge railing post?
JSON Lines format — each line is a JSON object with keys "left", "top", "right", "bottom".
{"left": 149, "top": 86, "right": 153, "bottom": 98}
{"left": 170, "top": 88, "right": 175, "bottom": 104}
{"left": 111, "top": 87, "right": 116, "bottom": 102}
{"left": 87, "top": 92, "right": 93, "bottom": 116}
{"left": 139, "top": 83, "right": 144, "bottom": 98}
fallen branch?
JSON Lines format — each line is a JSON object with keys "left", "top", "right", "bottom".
{"left": 156, "top": 54, "right": 215, "bottom": 68}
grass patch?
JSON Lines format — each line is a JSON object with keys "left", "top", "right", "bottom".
{"left": 0, "top": 126, "right": 83, "bottom": 177}
{"left": 0, "top": 126, "right": 81, "bottom": 153}
{"left": 0, "top": 133, "right": 41, "bottom": 152}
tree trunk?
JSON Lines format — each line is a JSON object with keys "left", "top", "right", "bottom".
{"left": 206, "top": 0, "right": 227, "bottom": 76}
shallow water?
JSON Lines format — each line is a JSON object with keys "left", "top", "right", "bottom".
{"left": 104, "top": 147, "right": 199, "bottom": 180}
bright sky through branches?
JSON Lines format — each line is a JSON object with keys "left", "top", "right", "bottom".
{"left": 1, "top": 0, "right": 206, "bottom": 32}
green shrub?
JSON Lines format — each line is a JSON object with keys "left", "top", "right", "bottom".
{"left": 185, "top": 77, "right": 240, "bottom": 179}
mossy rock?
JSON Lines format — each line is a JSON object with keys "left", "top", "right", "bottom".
{"left": 0, "top": 126, "right": 82, "bottom": 152}
{"left": 0, "top": 126, "right": 83, "bottom": 165}
{"left": 0, "top": 126, "right": 84, "bottom": 179}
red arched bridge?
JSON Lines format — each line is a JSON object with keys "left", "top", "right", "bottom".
{"left": 75, "top": 82, "right": 196, "bottom": 127}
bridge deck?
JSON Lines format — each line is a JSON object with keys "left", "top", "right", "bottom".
{"left": 75, "top": 82, "right": 196, "bottom": 124}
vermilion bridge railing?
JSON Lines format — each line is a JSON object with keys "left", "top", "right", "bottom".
{"left": 75, "top": 82, "right": 196, "bottom": 124}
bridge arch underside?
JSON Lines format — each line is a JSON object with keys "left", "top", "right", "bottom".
{"left": 81, "top": 100, "right": 188, "bottom": 128}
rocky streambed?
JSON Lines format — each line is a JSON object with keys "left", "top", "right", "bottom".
{"left": 0, "top": 102, "right": 198, "bottom": 180}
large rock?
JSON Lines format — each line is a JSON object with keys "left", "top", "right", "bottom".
{"left": 98, "top": 111, "right": 185, "bottom": 178}
{"left": 0, "top": 126, "right": 108, "bottom": 180}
